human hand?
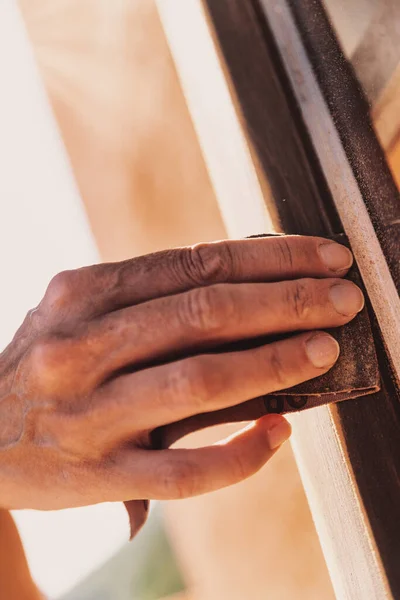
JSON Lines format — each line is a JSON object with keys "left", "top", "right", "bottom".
{"left": 0, "top": 236, "right": 363, "bottom": 531}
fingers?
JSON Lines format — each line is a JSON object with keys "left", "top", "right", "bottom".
{"left": 95, "top": 331, "right": 340, "bottom": 440}
{"left": 108, "top": 415, "right": 292, "bottom": 501}
{"left": 83, "top": 277, "right": 363, "bottom": 378}
{"left": 40, "top": 237, "right": 353, "bottom": 321}
{"left": 43, "top": 329, "right": 338, "bottom": 459}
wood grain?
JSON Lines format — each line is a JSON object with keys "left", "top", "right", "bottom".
{"left": 19, "top": 0, "right": 225, "bottom": 260}
{"left": 157, "top": 4, "right": 335, "bottom": 600}
{"left": 156, "top": 0, "right": 271, "bottom": 239}
{"left": 159, "top": 0, "right": 400, "bottom": 597}
{"left": 156, "top": 258, "right": 380, "bottom": 449}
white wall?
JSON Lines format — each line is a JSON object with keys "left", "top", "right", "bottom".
{"left": 0, "top": 1, "right": 128, "bottom": 597}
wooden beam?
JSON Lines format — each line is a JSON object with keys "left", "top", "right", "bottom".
{"left": 156, "top": 0, "right": 271, "bottom": 239}
{"left": 157, "top": 1, "right": 400, "bottom": 598}
{"left": 262, "top": 0, "right": 400, "bottom": 377}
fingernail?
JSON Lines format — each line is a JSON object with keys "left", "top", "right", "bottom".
{"left": 306, "top": 333, "right": 340, "bottom": 368}
{"left": 267, "top": 417, "right": 292, "bottom": 449}
{"left": 329, "top": 281, "right": 365, "bottom": 316}
{"left": 319, "top": 242, "right": 353, "bottom": 272}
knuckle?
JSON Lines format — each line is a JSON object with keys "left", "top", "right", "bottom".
{"left": 157, "top": 459, "right": 199, "bottom": 499}
{"left": 29, "top": 336, "right": 60, "bottom": 372}
{"left": 268, "top": 346, "right": 287, "bottom": 388}
{"left": 273, "top": 237, "right": 295, "bottom": 270}
{"left": 43, "top": 270, "right": 76, "bottom": 310}
{"left": 229, "top": 448, "right": 251, "bottom": 481}
{"left": 182, "top": 242, "right": 235, "bottom": 285}
{"left": 286, "top": 280, "right": 314, "bottom": 321}
{"left": 165, "top": 359, "right": 210, "bottom": 411}
{"left": 51, "top": 413, "right": 102, "bottom": 461}
{"left": 27, "top": 336, "right": 67, "bottom": 391}
{"left": 180, "top": 285, "right": 229, "bottom": 334}
{"left": 25, "top": 306, "right": 41, "bottom": 329}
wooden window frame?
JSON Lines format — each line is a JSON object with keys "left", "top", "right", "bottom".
{"left": 156, "top": 1, "right": 400, "bottom": 598}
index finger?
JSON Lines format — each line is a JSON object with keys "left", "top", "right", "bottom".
{"left": 60, "top": 236, "right": 353, "bottom": 317}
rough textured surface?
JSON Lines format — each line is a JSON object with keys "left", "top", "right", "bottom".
{"left": 129, "top": 260, "right": 379, "bottom": 531}
{"left": 126, "top": 235, "right": 380, "bottom": 530}
{"left": 155, "top": 262, "right": 379, "bottom": 448}
{"left": 288, "top": 0, "right": 400, "bottom": 290}
{"left": 155, "top": 1, "right": 400, "bottom": 596}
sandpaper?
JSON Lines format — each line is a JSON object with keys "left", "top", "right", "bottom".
{"left": 153, "top": 235, "right": 380, "bottom": 447}
{"left": 124, "top": 235, "right": 380, "bottom": 534}
{"left": 151, "top": 265, "right": 379, "bottom": 448}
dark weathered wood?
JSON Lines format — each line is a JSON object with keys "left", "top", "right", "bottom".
{"left": 287, "top": 0, "right": 400, "bottom": 290}
{"left": 156, "top": 252, "right": 380, "bottom": 448}
{"left": 202, "top": 0, "right": 400, "bottom": 596}
{"left": 279, "top": 2, "right": 400, "bottom": 594}
{"left": 323, "top": 2, "right": 400, "bottom": 158}
{"left": 203, "top": 0, "right": 341, "bottom": 236}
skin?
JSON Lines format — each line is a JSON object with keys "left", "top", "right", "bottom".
{"left": 8, "top": 6, "right": 364, "bottom": 596}
{"left": 2, "top": 2, "right": 380, "bottom": 597}
{"left": 0, "top": 509, "right": 43, "bottom": 600}
{"left": 0, "top": 235, "right": 363, "bottom": 530}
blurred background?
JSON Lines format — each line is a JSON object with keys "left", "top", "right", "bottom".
{"left": 1, "top": 0, "right": 399, "bottom": 598}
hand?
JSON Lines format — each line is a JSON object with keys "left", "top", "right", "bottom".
{"left": 0, "top": 236, "right": 363, "bottom": 522}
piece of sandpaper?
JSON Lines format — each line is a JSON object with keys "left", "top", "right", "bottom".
{"left": 124, "top": 235, "right": 380, "bottom": 535}
{"left": 151, "top": 265, "right": 379, "bottom": 448}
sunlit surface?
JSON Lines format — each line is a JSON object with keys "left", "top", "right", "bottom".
{"left": 324, "top": 0, "right": 400, "bottom": 187}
